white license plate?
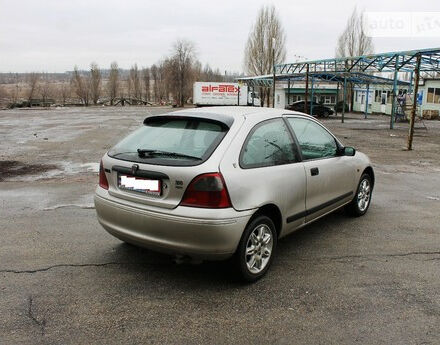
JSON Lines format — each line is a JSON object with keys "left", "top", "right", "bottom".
{"left": 119, "top": 175, "right": 161, "bottom": 195}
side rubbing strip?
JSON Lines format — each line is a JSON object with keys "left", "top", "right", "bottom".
{"left": 286, "top": 211, "right": 307, "bottom": 223}
{"left": 286, "top": 191, "right": 353, "bottom": 223}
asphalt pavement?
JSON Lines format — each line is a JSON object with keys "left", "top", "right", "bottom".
{"left": 1, "top": 107, "right": 439, "bottom": 345}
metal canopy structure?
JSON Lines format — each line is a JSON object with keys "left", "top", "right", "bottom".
{"left": 238, "top": 72, "right": 411, "bottom": 88}
{"left": 275, "top": 47, "right": 440, "bottom": 75}
{"left": 238, "top": 48, "right": 440, "bottom": 150}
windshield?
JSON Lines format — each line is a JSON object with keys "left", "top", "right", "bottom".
{"left": 108, "top": 117, "right": 228, "bottom": 166}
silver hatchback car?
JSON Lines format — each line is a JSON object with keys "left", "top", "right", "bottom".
{"left": 95, "top": 107, "right": 374, "bottom": 281}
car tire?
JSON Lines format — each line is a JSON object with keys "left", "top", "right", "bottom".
{"left": 234, "top": 215, "right": 277, "bottom": 282}
{"left": 345, "top": 173, "right": 372, "bottom": 217}
{"left": 323, "top": 111, "right": 330, "bottom": 118}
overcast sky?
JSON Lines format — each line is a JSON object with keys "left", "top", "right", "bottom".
{"left": 0, "top": 0, "right": 439, "bottom": 73}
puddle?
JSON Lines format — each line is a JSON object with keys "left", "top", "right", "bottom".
{"left": 1, "top": 161, "right": 100, "bottom": 181}
{"left": 0, "top": 160, "right": 58, "bottom": 181}
{"left": 80, "top": 162, "right": 99, "bottom": 173}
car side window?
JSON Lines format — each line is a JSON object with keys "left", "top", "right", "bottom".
{"left": 240, "top": 119, "right": 297, "bottom": 168}
{"left": 287, "top": 117, "right": 337, "bottom": 160}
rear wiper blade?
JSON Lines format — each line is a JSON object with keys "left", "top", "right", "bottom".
{"left": 137, "top": 149, "right": 202, "bottom": 160}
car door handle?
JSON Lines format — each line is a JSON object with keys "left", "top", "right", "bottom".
{"left": 310, "top": 167, "right": 319, "bottom": 176}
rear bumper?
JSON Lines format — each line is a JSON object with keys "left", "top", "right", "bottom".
{"left": 94, "top": 190, "right": 254, "bottom": 260}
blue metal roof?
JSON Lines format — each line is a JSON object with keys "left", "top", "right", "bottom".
{"left": 238, "top": 48, "right": 440, "bottom": 87}
{"left": 276, "top": 47, "right": 440, "bottom": 74}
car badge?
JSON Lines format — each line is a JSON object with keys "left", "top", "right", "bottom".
{"left": 131, "top": 164, "right": 139, "bottom": 175}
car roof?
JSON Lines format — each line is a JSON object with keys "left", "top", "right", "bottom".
{"left": 160, "top": 106, "right": 314, "bottom": 125}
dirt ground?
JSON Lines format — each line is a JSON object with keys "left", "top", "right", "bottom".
{"left": 0, "top": 106, "right": 439, "bottom": 345}
{"left": 324, "top": 114, "right": 440, "bottom": 175}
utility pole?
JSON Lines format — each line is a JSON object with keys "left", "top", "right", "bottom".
{"left": 272, "top": 37, "right": 276, "bottom": 108}
{"left": 390, "top": 55, "right": 400, "bottom": 129}
{"left": 365, "top": 84, "right": 370, "bottom": 119}
{"left": 335, "top": 83, "right": 339, "bottom": 116}
{"left": 304, "top": 64, "right": 309, "bottom": 113}
{"left": 407, "top": 54, "right": 421, "bottom": 150}
{"left": 342, "top": 74, "right": 347, "bottom": 123}
{"left": 237, "top": 85, "right": 240, "bottom": 106}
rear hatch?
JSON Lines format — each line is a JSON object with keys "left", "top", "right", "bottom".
{"left": 102, "top": 114, "right": 235, "bottom": 209}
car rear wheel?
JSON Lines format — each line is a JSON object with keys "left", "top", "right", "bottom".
{"left": 234, "top": 215, "right": 277, "bottom": 282}
{"left": 345, "top": 173, "right": 372, "bottom": 217}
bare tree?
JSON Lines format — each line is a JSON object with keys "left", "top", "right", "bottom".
{"left": 244, "top": 5, "right": 286, "bottom": 107}
{"left": 71, "top": 66, "right": 90, "bottom": 106}
{"left": 90, "top": 62, "right": 102, "bottom": 105}
{"left": 39, "top": 73, "right": 53, "bottom": 104}
{"left": 26, "top": 73, "right": 40, "bottom": 106}
{"left": 142, "top": 67, "right": 150, "bottom": 102}
{"left": 163, "top": 57, "right": 178, "bottom": 104}
{"left": 150, "top": 64, "right": 159, "bottom": 102}
{"left": 158, "top": 61, "right": 170, "bottom": 104}
{"left": 193, "top": 61, "right": 202, "bottom": 81}
{"left": 118, "top": 77, "right": 130, "bottom": 106}
{"left": 0, "top": 85, "right": 9, "bottom": 105}
{"left": 59, "top": 82, "right": 71, "bottom": 105}
{"left": 11, "top": 74, "right": 20, "bottom": 104}
{"left": 335, "top": 8, "right": 373, "bottom": 58}
{"left": 151, "top": 63, "right": 168, "bottom": 104}
{"left": 168, "top": 39, "right": 196, "bottom": 107}
{"left": 195, "top": 63, "right": 224, "bottom": 82}
{"left": 126, "top": 74, "right": 132, "bottom": 100}
{"left": 129, "top": 64, "right": 141, "bottom": 101}
{"left": 335, "top": 8, "right": 374, "bottom": 110}
{"left": 108, "top": 62, "right": 119, "bottom": 105}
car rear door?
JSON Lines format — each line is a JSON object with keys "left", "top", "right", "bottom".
{"left": 285, "top": 116, "right": 355, "bottom": 222}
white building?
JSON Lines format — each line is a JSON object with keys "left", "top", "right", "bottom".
{"left": 274, "top": 83, "right": 338, "bottom": 109}
{"left": 353, "top": 78, "right": 440, "bottom": 116}
{"left": 352, "top": 87, "right": 408, "bottom": 115}
{"left": 421, "top": 79, "right": 440, "bottom": 113}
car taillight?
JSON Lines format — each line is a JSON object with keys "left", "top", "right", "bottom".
{"left": 99, "top": 160, "right": 109, "bottom": 190}
{"left": 180, "top": 173, "right": 231, "bottom": 208}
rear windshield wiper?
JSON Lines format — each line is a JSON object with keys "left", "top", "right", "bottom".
{"left": 137, "top": 149, "right": 202, "bottom": 160}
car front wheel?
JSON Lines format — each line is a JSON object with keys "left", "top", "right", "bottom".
{"left": 235, "top": 215, "right": 277, "bottom": 282}
{"left": 346, "top": 173, "right": 372, "bottom": 216}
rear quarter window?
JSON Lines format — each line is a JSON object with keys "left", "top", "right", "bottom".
{"left": 240, "top": 118, "right": 298, "bottom": 169}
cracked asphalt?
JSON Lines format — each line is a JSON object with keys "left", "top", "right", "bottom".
{"left": 1, "top": 107, "right": 439, "bottom": 344}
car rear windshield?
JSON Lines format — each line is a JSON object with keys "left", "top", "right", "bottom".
{"left": 108, "top": 116, "right": 229, "bottom": 166}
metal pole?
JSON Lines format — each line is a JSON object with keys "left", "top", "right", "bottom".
{"left": 310, "top": 76, "right": 315, "bottom": 116}
{"left": 252, "top": 85, "right": 255, "bottom": 106}
{"left": 365, "top": 84, "right": 369, "bottom": 119}
{"left": 390, "top": 55, "right": 400, "bottom": 129}
{"left": 287, "top": 78, "right": 290, "bottom": 106}
{"left": 335, "top": 82, "right": 339, "bottom": 116}
{"left": 237, "top": 86, "right": 240, "bottom": 106}
{"left": 272, "top": 38, "right": 276, "bottom": 108}
{"left": 407, "top": 54, "right": 421, "bottom": 150}
{"left": 304, "top": 64, "right": 309, "bottom": 113}
{"left": 342, "top": 75, "right": 347, "bottom": 123}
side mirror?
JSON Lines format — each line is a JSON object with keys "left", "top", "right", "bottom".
{"left": 343, "top": 146, "right": 356, "bottom": 156}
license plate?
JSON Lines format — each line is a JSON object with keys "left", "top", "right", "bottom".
{"left": 118, "top": 174, "right": 161, "bottom": 195}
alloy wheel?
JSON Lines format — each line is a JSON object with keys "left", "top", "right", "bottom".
{"left": 245, "top": 224, "right": 273, "bottom": 274}
{"left": 357, "top": 178, "right": 371, "bottom": 212}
